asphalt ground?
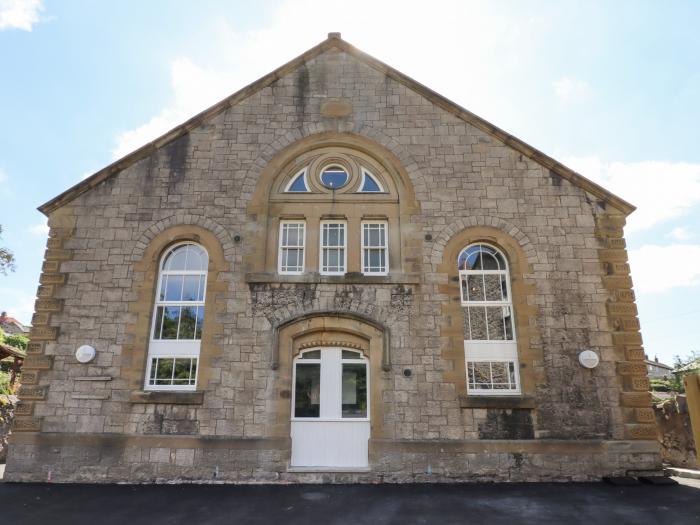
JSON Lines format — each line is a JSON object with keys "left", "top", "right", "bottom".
{"left": 0, "top": 479, "right": 699, "bottom": 525}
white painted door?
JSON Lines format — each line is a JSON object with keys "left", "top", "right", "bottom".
{"left": 291, "top": 347, "right": 370, "bottom": 468}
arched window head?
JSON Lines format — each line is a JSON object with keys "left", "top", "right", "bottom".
{"left": 146, "top": 242, "right": 209, "bottom": 390}
{"left": 359, "top": 169, "right": 384, "bottom": 193}
{"left": 458, "top": 243, "right": 520, "bottom": 395}
{"left": 285, "top": 169, "right": 309, "bottom": 193}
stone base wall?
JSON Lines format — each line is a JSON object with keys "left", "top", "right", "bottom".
{"left": 4, "top": 434, "right": 661, "bottom": 484}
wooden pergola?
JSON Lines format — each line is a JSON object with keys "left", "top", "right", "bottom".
{"left": 0, "top": 342, "right": 25, "bottom": 386}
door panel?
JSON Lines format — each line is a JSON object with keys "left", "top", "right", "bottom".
{"left": 291, "top": 347, "right": 370, "bottom": 468}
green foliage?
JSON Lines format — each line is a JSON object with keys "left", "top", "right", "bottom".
{"left": 0, "top": 225, "right": 16, "bottom": 275}
{"left": 3, "top": 333, "right": 28, "bottom": 351}
{"left": 650, "top": 376, "right": 685, "bottom": 394}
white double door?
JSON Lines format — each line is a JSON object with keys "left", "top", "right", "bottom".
{"left": 290, "top": 347, "right": 370, "bottom": 468}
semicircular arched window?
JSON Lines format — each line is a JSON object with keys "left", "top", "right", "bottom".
{"left": 146, "top": 242, "right": 208, "bottom": 390}
{"left": 458, "top": 243, "right": 520, "bottom": 394}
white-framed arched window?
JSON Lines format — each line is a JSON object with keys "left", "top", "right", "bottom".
{"left": 145, "top": 242, "right": 208, "bottom": 390}
{"left": 458, "top": 243, "right": 520, "bottom": 395}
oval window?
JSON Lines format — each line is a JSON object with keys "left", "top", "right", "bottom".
{"left": 320, "top": 166, "right": 349, "bottom": 189}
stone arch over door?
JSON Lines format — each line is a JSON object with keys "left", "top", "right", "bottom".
{"left": 268, "top": 312, "right": 391, "bottom": 440}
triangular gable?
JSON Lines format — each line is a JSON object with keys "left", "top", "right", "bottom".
{"left": 39, "top": 33, "right": 634, "bottom": 216}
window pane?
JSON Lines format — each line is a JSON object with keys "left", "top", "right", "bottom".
{"left": 469, "top": 362, "right": 491, "bottom": 389}
{"left": 182, "top": 275, "right": 201, "bottom": 301}
{"left": 173, "top": 358, "right": 194, "bottom": 383}
{"left": 154, "top": 358, "right": 174, "bottom": 382}
{"left": 467, "top": 274, "right": 485, "bottom": 301}
{"left": 163, "top": 275, "right": 183, "bottom": 301}
{"left": 153, "top": 307, "right": 164, "bottom": 339}
{"left": 300, "top": 350, "right": 321, "bottom": 359}
{"left": 360, "top": 173, "right": 381, "bottom": 192}
{"left": 195, "top": 306, "right": 205, "bottom": 340}
{"left": 486, "top": 306, "right": 513, "bottom": 341}
{"left": 160, "top": 306, "right": 180, "bottom": 339}
{"left": 483, "top": 274, "right": 503, "bottom": 301}
{"left": 165, "top": 247, "right": 188, "bottom": 271}
{"left": 321, "top": 167, "right": 349, "bottom": 189}
{"left": 185, "top": 245, "right": 207, "bottom": 271}
{"left": 467, "top": 306, "right": 487, "bottom": 340}
{"left": 287, "top": 227, "right": 299, "bottom": 246}
{"left": 458, "top": 245, "right": 482, "bottom": 270}
{"left": 342, "top": 363, "right": 367, "bottom": 418}
{"left": 178, "top": 306, "right": 198, "bottom": 339}
{"left": 481, "top": 251, "right": 500, "bottom": 270}
{"left": 369, "top": 250, "right": 380, "bottom": 268}
{"left": 342, "top": 350, "right": 362, "bottom": 359}
{"left": 288, "top": 172, "right": 308, "bottom": 192}
{"left": 294, "top": 363, "right": 320, "bottom": 418}
{"left": 501, "top": 274, "right": 509, "bottom": 301}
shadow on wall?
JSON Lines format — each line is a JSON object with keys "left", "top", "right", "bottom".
{"left": 655, "top": 395, "right": 697, "bottom": 468}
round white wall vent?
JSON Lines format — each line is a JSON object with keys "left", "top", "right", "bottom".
{"left": 578, "top": 350, "right": 600, "bottom": 369}
{"left": 75, "top": 345, "right": 96, "bottom": 364}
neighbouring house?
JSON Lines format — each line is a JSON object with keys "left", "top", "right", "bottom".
{"left": 6, "top": 34, "right": 660, "bottom": 483}
{"left": 674, "top": 358, "right": 700, "bottom": 380}
{"left": 646, "top": 356, "right": 673, "bottom": 379}
{"left": 0, "top": 312, "right": 30, "bottom": 336}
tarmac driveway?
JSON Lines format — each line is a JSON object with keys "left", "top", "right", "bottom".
{"left": 1, "top": 479, "right": 699, "bottom": 525}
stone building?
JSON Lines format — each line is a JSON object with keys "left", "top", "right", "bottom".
{"left": 6, "top": 34, "right": 660, "bottom": 483}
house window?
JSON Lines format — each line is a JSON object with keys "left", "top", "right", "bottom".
{"left": 459, "top": 243, "right": 520, "bottom": 395}
{"left": 285, "top": 168, "right": 309, "bottom": 193}
{"left": 279, "top": 221, "right": 306, "bottom": 274}
{"left": 145, "top": 242, "right": 208, "bottom": 390}
{"left": 359, "top": 169, "right": 383, "bottom": 193}
{"left": 320, "top": 221, "right": 347, "bottom": 275}
{"left": 362, "top": 221, "right": 388, "bottom": 275}
{"left": 320, "top": 165, "right": 349, "bottom": 189}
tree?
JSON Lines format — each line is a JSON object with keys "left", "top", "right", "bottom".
{"left": 0, "top": 225, "right": 15, "bottom": 275}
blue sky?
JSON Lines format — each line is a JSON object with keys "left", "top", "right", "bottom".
{"left": 1, "top": 0, "right": 699, "bottom": 365}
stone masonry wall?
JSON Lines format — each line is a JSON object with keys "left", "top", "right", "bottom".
{"left": 6, "top": 44, "right": 659, "bottom": 482}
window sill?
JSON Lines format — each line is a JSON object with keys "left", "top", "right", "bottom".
{"left": 459, "top": 394, "right": 535, "bottom": 409}
{"left": 130, "top": 390, "right": 204, "bottom": 404}
{"left": 246, "top": 272, "right": 421, "bottom": 285}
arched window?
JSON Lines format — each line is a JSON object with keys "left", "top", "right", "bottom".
{"left": 145, "top": 242, "right": 208, "bottom": 390}
{"left": 458, "top": 243, "right": 520, "bottom": 394}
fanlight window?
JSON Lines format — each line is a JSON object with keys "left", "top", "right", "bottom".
{"left": 359, "top": 169, "right": 383, "bottom": 192}
{"left": 146, "top": 243, "right": 208, "bottom": 390}
{"left": 458, "top": 243, "right": 520, "bottom": 394}
{"left": 286, "top": 169, "right": 309, "bottom": 192}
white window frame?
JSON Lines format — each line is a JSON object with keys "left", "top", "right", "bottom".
{"left": 278, "top": 220, "right": 306, "bottom": 275}
{"left": 361, "top": 221, "right": 389, "bottom": 276}
{"left": 459, "top": 243, "right": 520, "bottom": 396}
{"left": 319, "top": 220, "right": 347, "bottom": 276}
{"left": 145, "top": 242, "right": 208, "bottom": 391}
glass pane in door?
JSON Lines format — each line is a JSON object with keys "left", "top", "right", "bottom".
{"left": 342, "top": 363, "right": 367, "bottom": 418}
{"left": 294, "top": 363, "right": 320, "bottom": 417}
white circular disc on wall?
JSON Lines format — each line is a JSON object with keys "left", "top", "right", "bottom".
{"left": 75, "top": 345, "right": 96, "bottom": 364}
{"left": 578, "top": 350, "right": 600, "bottom": 369}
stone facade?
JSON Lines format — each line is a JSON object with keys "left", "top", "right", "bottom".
{"left": 6, "top": 35, "right": 660, "bottom": 483}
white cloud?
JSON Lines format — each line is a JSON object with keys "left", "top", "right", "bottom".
{"left": 669, "top": 226, "right": 693, "bottom": 241}
{"left": 629, "top": 244, "right": 700, "bottom": 294}
{"left": 554, "top": 77, "right": 591, "bottom": 104}
{"left": 564, "top": 157, "right": 700, "bottom": 233}
{"left": 0, "top": 286, "right": 35, "bottom": 325}
{"left": 28, "top": 220, "right": 48, "bottom": 236}
{"left": 0, "top": 0, "right": 42, "bottom": 31}
{"left": 112, "top": 0, "right": 548, "bottom": 159}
